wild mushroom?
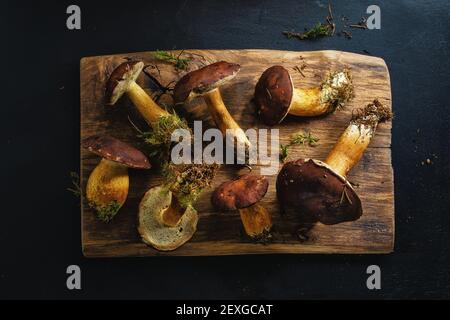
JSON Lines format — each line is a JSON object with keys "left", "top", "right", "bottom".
{"left": 212, "top": 174, "right": 272, "bottom": 239}
{"left": 254, "top": 66, "right": 354, "bottom": 126}
{"left": 82, "top": 135, "right": 151, "bottom": 222}
{"left": 138, "top": 185, "right": 198, "bottom": 251}
{"left": 276, "top": 99, "right": 392, "bottom": 224}
{"left": 173, "top": 61, "right": 251, "bottom": 159}
{"left": 106, "top": 60, "right": 191, "bottom": 161}
{"left": 138, "top": 163, "right": 218, "bottom": 251}
{"left": 105, "top": 60, "right": 170, "bottom": 125}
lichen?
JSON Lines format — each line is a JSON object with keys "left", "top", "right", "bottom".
{"left": 320, "top": 69, "right": 354, "bottom": 112}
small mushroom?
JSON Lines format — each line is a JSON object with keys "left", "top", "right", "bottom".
{"left": 105, "top": 60, "right": 169, "bottom": 125}
{"left": 276, "top": 99, "right": 392, "bottom": 224}
{"left": 212, "top": 174, "right": 272, "bottom": 239}
{"left": 82, "top": 135, "right": 151, "bottom": 222}
{"left": 254, "top": 66, "right": 354, "bottom": 126}
{"left": 138, "top": 185, "right": 198, "bottom": 251}
{"left": 173, "top": 61, "right": 251, "bottom": 159}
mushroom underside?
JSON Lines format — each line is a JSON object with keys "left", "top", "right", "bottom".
{"left": 138, "top": 185, "right": 198, "bottom": 251}
{"left": 105, "top": 60, "right": 144, "bottom": 105}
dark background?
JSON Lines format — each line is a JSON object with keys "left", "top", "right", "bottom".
{"left": 1, "top": 0, "right": 449, "bottom": 299}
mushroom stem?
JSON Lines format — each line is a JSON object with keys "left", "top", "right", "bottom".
{"left": 127, "top": 81, "right": 169, "bottom": 125}
{"left": 290, "top": 70, "right": 353, "bottom": 117}
{"left": 289, "top": 88, "right": 327, "bottom": 116}
{"left": 239, "top": 203, "right": 272, "bottom": 238}
{"left": 325, "top": 99, "right": 393, "bottom": 177}
{"left": 161, "top": 195, "right": 184, "bottom": 227}
{"left": 86, "top": 159, "right": 129, "bottom": 220}
{"left": 202, "top": 88, "right": 251, "bottom": 148}
{"left": 324, "top": 124, "right": 373, "bottom": 177}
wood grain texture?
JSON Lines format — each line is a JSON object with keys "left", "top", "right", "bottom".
{"left": 80, "top": 49, "right": 394, "bottom": 257}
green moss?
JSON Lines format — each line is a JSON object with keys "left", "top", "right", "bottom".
{"left": 67, "top": 171, "right": 81, "bottom": 198}
{"left": 154, "top": 50, "right": 190, "bottom": 71}
{"left": 283, "top": 23, "right": 331, "bottom": 40}
{"left": 89, "top": 201, "right": 121, "bottom": 222}
{"left": 279, "top": 132, "right": 319, "bottom": 162}
{"left": 139, "top": 112, "right": 190, "bottom": 163}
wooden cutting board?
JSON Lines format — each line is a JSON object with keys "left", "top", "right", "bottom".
{"left": 80, "top": 49, "right": 394, "bottom": 257}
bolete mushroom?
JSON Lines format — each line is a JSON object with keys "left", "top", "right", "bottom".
{"left": 82, "top": 135, "right": 151, "bottom": 222}
{"left": 254, "top": 66, "right": 354, "bottom": 126}
{"left": 138, "top": 185, "right": 198, "bottom": 251}
{"left": 105, "top": 60, "right": 170, "bottom": 125}
{"left": 173, "top": 61, "right": 251, "bottom": 158}
{"left": 276, "top": 99, "right": 392, "bottom": 224}
{"left": 212, "top": 174, "right": 272, "bottom": 239}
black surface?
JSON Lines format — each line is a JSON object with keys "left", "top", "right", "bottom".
{"left": 1, "top": 0, "right": 449, "bottom": 299}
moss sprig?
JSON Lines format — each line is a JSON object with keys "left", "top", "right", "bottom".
{"left": 283, "top": 23, "right": 331, "bottom": 40}
{"left": 138, "top": 112, "right": 190, "bottom": 163}
{"left": 67, "top": 171, "right": 81, "bottom": 198}
{"left": 89, "top": 200, "right": 121, "bottom": 222}
{"left": 280, "top": 132, "right": 319, "bottom": 162}
{"left": 154, "top": 50, "right": 190, "bottom": 71}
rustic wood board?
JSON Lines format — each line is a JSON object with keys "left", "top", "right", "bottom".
{"left": 80, "top": 49, "right": 394, "bottom": 257}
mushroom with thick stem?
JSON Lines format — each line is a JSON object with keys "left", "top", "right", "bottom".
{"left": 212, "top": 174, "right": 272, "bottom": 239}
{"left": 105, "top": 60, "right": 170, "bottom": 125}
{"left": 276, "top": 99, "right": 392, "bottom": 224}
{"left": 173, "top": 61, "right": 251, "bottom": 160}
{"left": 138, "top": 163, "right": 218, "bottom": 251}
{"left": 254, "top": 66, "right": 354, "bottom": 126}
{"left": 138, "top": 185, "right": 198, "bottom": 251}
{"left": 106, "top": 60, "right": 192, "bottom": 162}
{"left": 82, "top": 135, "right": 151, "bottom": 222}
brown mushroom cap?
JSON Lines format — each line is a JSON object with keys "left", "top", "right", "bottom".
{"left": 82, "top": 135, "right": 151, "bottom": 169}
{"left": 254, "top": 66, "right": 294, "bottom": 126}
{"left": 105, "top": 60, "right": 144, "bottom": 105}
{"left": 276, "top": 158, "right": 362, "bottom": 225}
{"left": 212, "top": 174, "right": 269, "bottom": 211}
{"left": 173, "top": 61, "right": 241, "bottom": 104}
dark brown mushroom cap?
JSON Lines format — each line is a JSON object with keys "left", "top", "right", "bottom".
{"left": 276, "top": 159, "right": 362, "bottom": 225}
{"left": 254, "top": 66, "right": 294, "bottom": 126}
{"left": 82, "top": 135, "right": 151, "bottom": 169}
{"left": 212, "top": 174, "right": 269, "bottom": 211}
{"left": 105, "top": 60, "right": 144, "bottom": 105}
{"left": 173, "top": 61, "right": 241, "bottom": 104}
